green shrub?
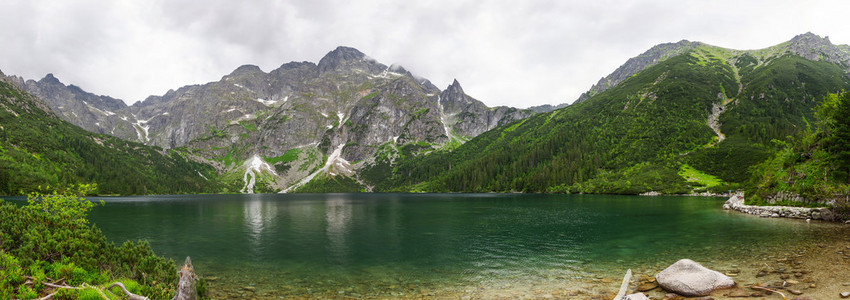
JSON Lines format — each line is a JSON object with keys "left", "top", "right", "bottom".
{"left": 833, "top": 198, "right": 850, "bottom": 221}
{"left": 0, "top": 185, "right": 177, "bottom": 299}
{"left": 17, "top": 286, "right": 37, "bottom": 300}
{"left": 77, "top": 287, "right": 105, "bottom": 300}
{"left": 196, "top": 277, "right": 207, "bottom": 298}
{"left": 0, "top": 251, "right": 25, "bottom": 298}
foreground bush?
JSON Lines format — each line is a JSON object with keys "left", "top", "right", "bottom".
{"left": 0, "top": 185, "right": 176, "bottom": 299}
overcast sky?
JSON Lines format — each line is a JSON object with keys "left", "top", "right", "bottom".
{"left": 1, "top": 0, "right": 848, "bottom": 108}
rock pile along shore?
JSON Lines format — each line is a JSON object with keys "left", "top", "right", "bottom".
{"left": 722, "top": 193, "right": 834, "bottom": 221}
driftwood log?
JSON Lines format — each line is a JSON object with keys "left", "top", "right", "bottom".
{"left": 23, "top": 277, "right": 148, "bottom": 300}
{"left": 107, "top": 282, "right": 150, "bottom": 300}
{"left": 171, "top": 256, "right": 199, "bottom": 300}
{"left": 613, "top": 269, "right": 632, "bottom": 300}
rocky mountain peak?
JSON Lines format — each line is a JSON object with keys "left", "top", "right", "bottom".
{"left": 439, "top": 79, "right": 467, "bottom": 109}
{"left": 228, "top": 64, "right": 265, "bottom": 76}
{"left": 447, "top": 79, "right": 464, "bottom": 94}
{"left": 784, "top": 32, "right": 850, "bottom": 70}
{"left": 39, "top": 73, "right": 62, "bottom": 85}
{"left": 0, "top": 70, "right": 24, "bottom": 88}
{"left": 277, "top": 61, "right": 317, "bottom": 71}
{"left": 526, "top": 103, "right": 569, "bottom": 113}
{"left": 15, "top": 45, "right": 534, "bottom": 193}
{"left": 387, "top": 64, "right": 414, "bottom": 77}
{"left": 317, "top": 46, "right": 368, "bottom": 73}
{"left": 789, "top": 32, "right": 828, "bottom": 45}
{"left": 435, "top": 78, "right": 533, "bottom": 138}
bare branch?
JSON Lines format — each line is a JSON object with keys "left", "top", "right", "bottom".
{"left": 750, "top": 285, "right": 787, "bottom": 300}
{"left": 107, "top": 282, "right": 151, "bottom": 300}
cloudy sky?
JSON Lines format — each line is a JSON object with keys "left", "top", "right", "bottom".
{"left": 1, "top": 0, "right": 848, "bottom": 108}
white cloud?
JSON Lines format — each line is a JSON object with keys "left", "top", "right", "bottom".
{"left": 1, "top": 0, "right": 849, "bottom": 107}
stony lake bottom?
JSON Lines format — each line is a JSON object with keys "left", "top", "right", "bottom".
{"left": 78, "top": 193, "right": 850, "bottom": 299}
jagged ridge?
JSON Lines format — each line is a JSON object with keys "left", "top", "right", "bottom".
{"left": 573, "top": 32, "right": 850, "bottom": 104}
{"left": 16, "top": 47, "right": 532, "bottom": 193}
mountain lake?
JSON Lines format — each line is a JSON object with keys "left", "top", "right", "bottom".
{"left": 76, "top": 193, "right": 850, "bottom": 299}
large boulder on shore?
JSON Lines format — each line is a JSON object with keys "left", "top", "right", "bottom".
{"left": 655, "top": 259, "right": 735, "bottom": 296}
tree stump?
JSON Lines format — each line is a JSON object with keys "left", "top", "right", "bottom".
{"left": 172, "top": 257, "right": 199, "bottom": 300}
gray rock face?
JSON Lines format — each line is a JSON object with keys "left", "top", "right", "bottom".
{"left": 526, "top": 103, "right": 569, "bottom": 113}
{"left": 21, "top": 46, "right": 533, "bottom": 191}
{"left": 13, "top": 73, "right": 134, "bottom": 137}
{"left": 655, "top": 259, "right": 735, "bottom": 296}
{"left": 786, "top": 32, "right": 850, "bottom": 71}
{"left": 318, "top": 46, "right": 383, "bottom": 74}
{"left": 439, "top": 79, "right": 532, "bottom": 138}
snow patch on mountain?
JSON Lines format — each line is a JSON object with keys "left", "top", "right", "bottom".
{"left": 241, "top": 154, "right": 277, "bottom": 194}
{"left": 256, "top": 98, "right": 280, "bottom": 106}
{"left": 282, "top": 143, "right": 352, "bottom": 193}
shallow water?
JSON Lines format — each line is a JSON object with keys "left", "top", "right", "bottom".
{"left": 83, "top": 193, "right": 845, "bottom": 298}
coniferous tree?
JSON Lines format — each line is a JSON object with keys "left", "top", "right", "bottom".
{"left": 828, "top": 91, "right": 850, "bottom": 182}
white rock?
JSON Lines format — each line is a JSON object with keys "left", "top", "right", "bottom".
{"left": 655, "top": 259, "right": 735, "bottom": 296}
{"left": 624, "top": 292, "right": 649, "bottom": 300}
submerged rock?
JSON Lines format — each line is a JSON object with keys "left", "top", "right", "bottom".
{"left": 655, "top": 259, "right": 735, "bottom": 296}
{"left": 636, "top": 282, "right": 658, "bottom": 292}
{"left": 661, "top": 293, "right": 685, "bottom": 300}
{"left": 788, "top": 289, "right": 803, "bottom": 295}
{"left": 725, "top": 288, "right": 750, "bottom": 297}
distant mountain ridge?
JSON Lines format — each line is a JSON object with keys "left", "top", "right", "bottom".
{"left": 16, "top": 46, "right": 532, "bottom": 192}
{"left": 526, "top": 103, "right": 569, "bottom": 113}
{"left": 6, "top": 33, "right": 849, "bottom": 195}
{"left": 573, "top": 32, "right": 850, "bottom": 104}
{"left": 0, "top": 71, "right": 219, "bottom": 195}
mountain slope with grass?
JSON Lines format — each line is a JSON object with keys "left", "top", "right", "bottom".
{"left": 375, "top": 33, "right": 850, "bottom": 194}
{"left": 0, "top": 71, "right": 222, "bottom": 196}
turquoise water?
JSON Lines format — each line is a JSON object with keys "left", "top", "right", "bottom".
{"left": 84, "top": 193, "right": 842, "bottom": 298}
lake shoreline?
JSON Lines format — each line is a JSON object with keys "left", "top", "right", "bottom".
{"left": 201, "top": 229, "right": 850, "bottom": 299}
{"left": 83, "top": 193, "right": 850, "bottom": 299}
{"left": 723, "top": 193, "right": 837, "bottom": 221}
{"left": 622, "top": 226, "right": 850, "bottom": 300}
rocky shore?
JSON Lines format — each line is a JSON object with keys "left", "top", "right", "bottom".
{"left": 616, "top": 239, "right": 850, "bottom": 300}
{"left": 722, "top": 193, "right": 835, "bottom": 221}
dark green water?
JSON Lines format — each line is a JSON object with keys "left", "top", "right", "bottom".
{"left": 84, "top": 193, "right": 841, "bottom": 297}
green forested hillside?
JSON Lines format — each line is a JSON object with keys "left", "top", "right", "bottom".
{"left": 375, "top": 49, "right": 850, "bottom": 194}
{"left": 0, "top": 78, "right": 221, "bottom": 195}
{"left": 4, "top": 39, "right": 849, "bottom": 196}
{"left": 688, "top": 55, "right": 850, "bottom": 183}
{"left": 748, "top": 91, "right": 850, "bottom": 205}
